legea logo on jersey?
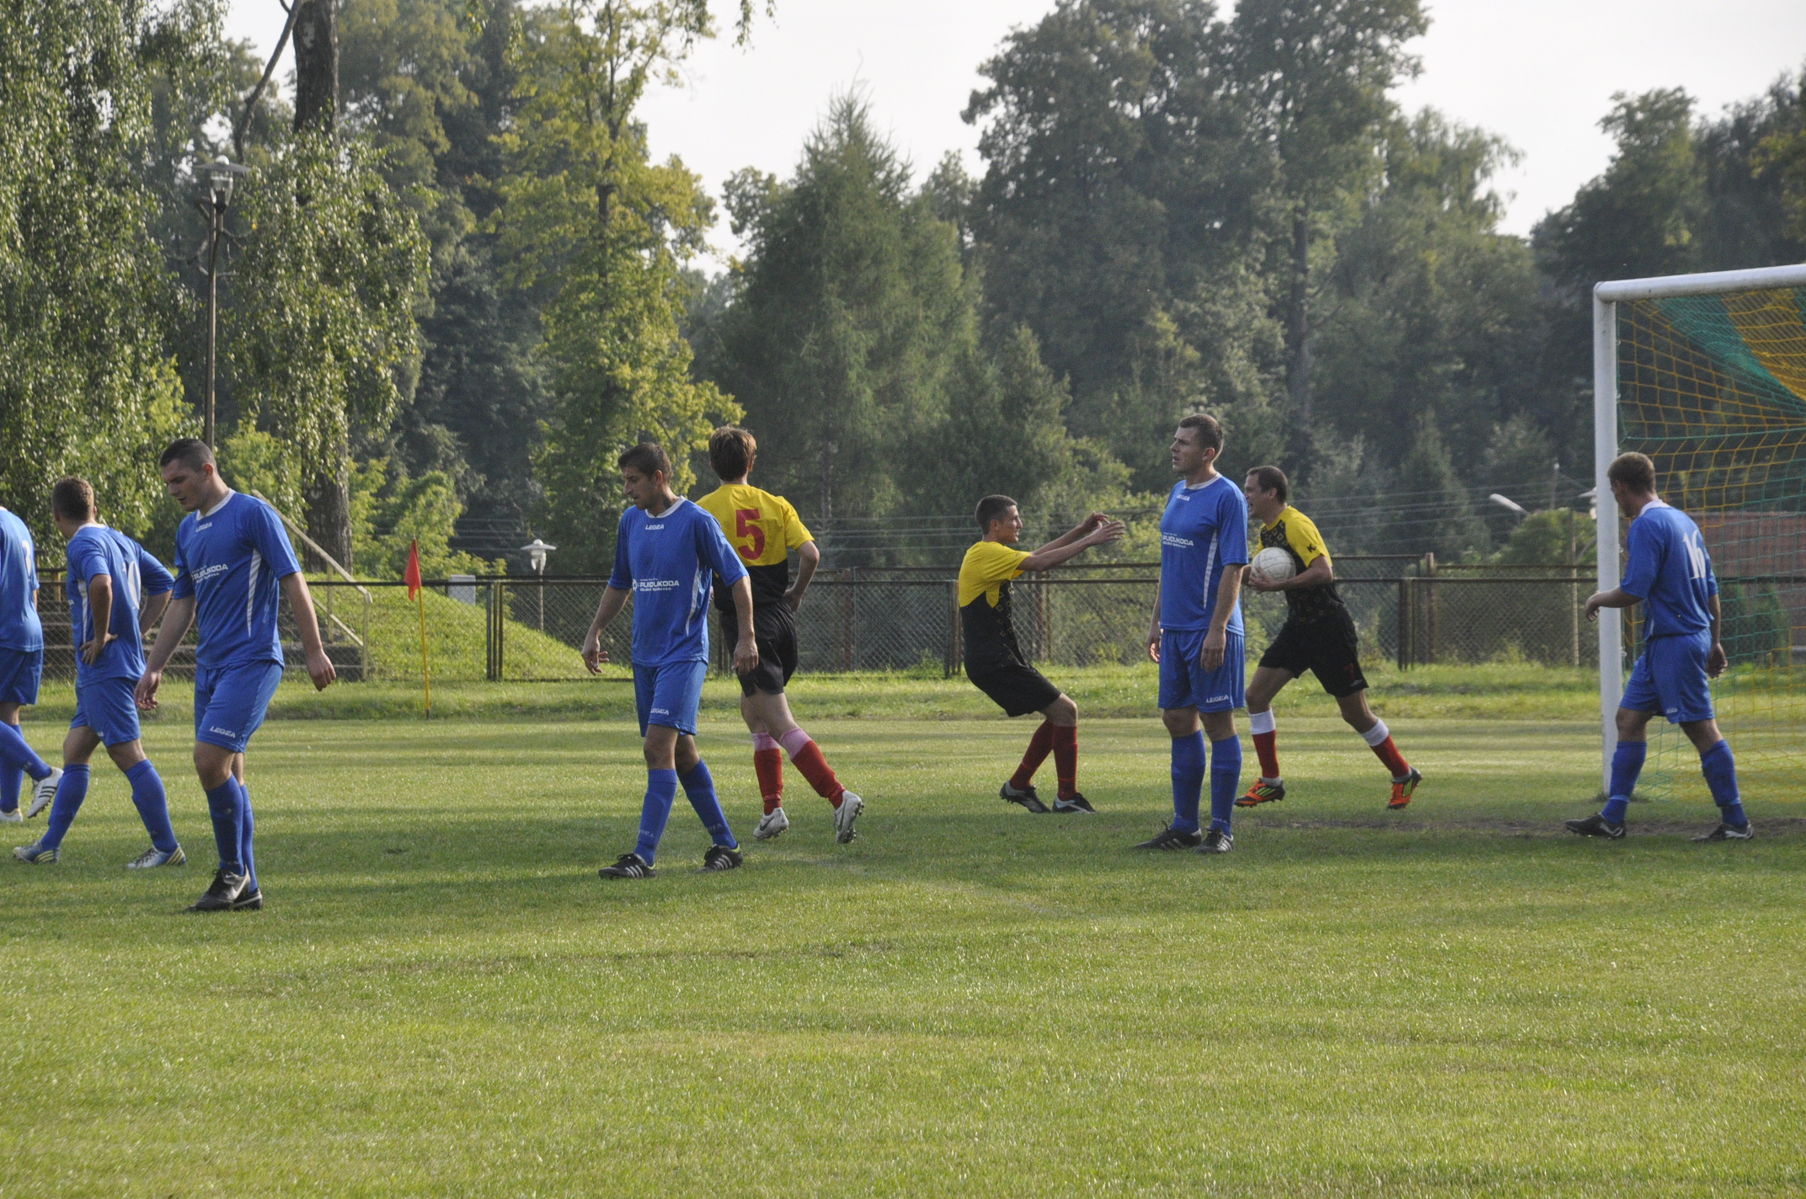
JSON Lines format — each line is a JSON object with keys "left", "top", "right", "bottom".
{"left": 189, "top": 563, "right": 230, "bottom": 585}
{"left": 634, "top": 578, "right": 679, "bottom": 592}
{"left": 1161, "top": 533, "right": 1195, "bottom": 549}
{"left": 643, "top": 523, "right": 665, "bottom": 531}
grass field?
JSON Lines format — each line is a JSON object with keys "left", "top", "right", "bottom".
{"left": 2, "top": 674, "right": 1802, "bottom": 1196}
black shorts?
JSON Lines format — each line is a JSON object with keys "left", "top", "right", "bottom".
{"left": 1259, "top": 607, "right": 1368, "bottom": 698}
{"left": 966, "top": 658, "right": 1062, "bottom": 717}
{"left": 721, "top": 604, "right": 799, "bottom": 697}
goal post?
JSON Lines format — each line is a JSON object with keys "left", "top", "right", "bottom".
{"left": 1592, "top": 263, "right": 1806, "bottom": 796}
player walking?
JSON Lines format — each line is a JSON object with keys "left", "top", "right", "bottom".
{"left": 13, "top": 478, "right": 183, "bottom": 866}
{"left": 696, "top": 426, "right": 863, "bottom": 843}
{"left": 1237, "top": 466, "right": 1420, "bottom": 810}
{"left": 959, "top": 495, "right": 1123, "bottom": 813}
{"left": 584, "top": 442, "right": 758, "bottom": 878}
{"left": 0, "top": 504, "right": 61, "bottom": 824}
{"left": 1137, "top": 414, "right": 1248, "bottom": 854}
{"left": 136, "top": 439, "right": 338, "bottom": 911}
{"left": 1566, "top": 452, "right": 1752, "bottom": 842}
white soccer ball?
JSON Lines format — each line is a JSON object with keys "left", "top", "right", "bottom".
{"left": 1250, "top": 546, "right": 1296, "bottom": 585}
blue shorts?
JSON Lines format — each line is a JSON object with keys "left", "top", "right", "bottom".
{"left": 634, "top": 660, "right": 707, "bottom": 736}
{"left": 1158, "top": 628, "right": 1245, "bottom": 712}
{"left": 0, "top": 647, "right": 43, "bottom": 706}
{"left": 1620, "top": 631, "right": 1715, "bottom": 725}
{"left": 193, "top": 661, "right": 284, "bottom": 753}
{"left": 71, "top": 676, "right": 143, "bottom": 747}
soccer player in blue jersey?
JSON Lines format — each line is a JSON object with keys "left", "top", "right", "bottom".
{"left": 0, "top": 504, "right": 62, "bottom": 825}
{"left": 135, "top": 439, "right": 338, "bottom": 911}
{"left": 13, "top": 478, "right": 183, "bottom": 867}
{"left": 1567, "top": 452, "right": 1753, "bottom": 842}
{"left": 1136, "top": 414, "right": 1249, "bottom": 854}
{"left": 582, "top": 441, "right": 759, "bottom": 879}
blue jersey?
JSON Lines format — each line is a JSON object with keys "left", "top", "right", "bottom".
{"left": 66, "top": 524, "right": 174, "bottom": 683}
{"left": 1621, "top": 501, "right": 1717, "bottom": 639}
{"left": 1158, "top": 475, "right": 1248, "bottom": 634}
{"left": 608, "top": 498, "right": 748, "bottom": 667}
{"left": 171, "top": 492, "right": 302, "bottom": 670}
{"left": 0, "top": 508, "right": 43, "bottom": 651}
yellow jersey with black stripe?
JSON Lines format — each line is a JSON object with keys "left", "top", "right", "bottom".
{"left": 958, "top": 539, "right": 1032, "bottom": 668}
{"left": 1257, "top": 505, "right": 1343, "bottom": 623}
{"left": 696, "top": 484, "right": 814, "bottom": 608}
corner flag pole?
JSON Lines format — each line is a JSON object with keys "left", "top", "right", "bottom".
{"left": 405, "top": 539, "right": 432, "bottom": 717}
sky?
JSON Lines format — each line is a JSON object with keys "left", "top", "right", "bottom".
{"left": 224, "top": 0, "right": 1806, "bottom": 245}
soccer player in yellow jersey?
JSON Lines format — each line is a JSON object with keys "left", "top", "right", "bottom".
{"left": 959, "top": 496, "right": 1123, "bottom": 813}
{"left": 1238, "top": 466, "right": 1420, "bottom": 809}
{"left": 696, "top": 427, "right": 863, "bottom": 844}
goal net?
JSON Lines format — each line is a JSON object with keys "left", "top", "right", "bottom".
{"left": 1592, "top": 264, "right": 1806, "bottom": 809}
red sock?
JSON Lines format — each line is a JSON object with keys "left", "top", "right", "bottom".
{"left": 1253, "top": 730, "right": 1280, "bottom": 779}
{"left": 753, "top": 748, "right": 784, "bottom": 814}
{"left": 1011, "top": 720, "right": 1055, "bottom": 789}
{"left": 1052, "top": 724, "right": 1078, "bottom": 798}
{"left": 789, "top": 740, "right": 845, "bottom": 806}
{"left": 1370, "top": 737, "right": 1410, "bottom": 778}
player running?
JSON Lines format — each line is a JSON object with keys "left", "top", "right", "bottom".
{"left": 696, "top": 426, "right": 863, "bottom": 843}
{"left": 1137, "top": 414, "right": 1248, "bottom": 854}
{"left": 584, "top": 441, "right": 757, "bottom": 879}
{"left": 13, "top": 478, "right": 183, "bottom": 867}
{"left": 959, "top": 495, "right": 1123, "bottom": 814}
{"left": 1237, "top": 466, "right": 1420, "bottom": 810}
{"left": 137, "top": 438, "right": 338, "bottom": 911}
{"left": 0, "top": 503, "right": 61, "bottom": 825}
{"left": 1566, "top": 452, "right": 1753, "bottom": 842}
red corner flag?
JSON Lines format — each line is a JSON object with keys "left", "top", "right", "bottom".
{"left": 404, "top": 539, "right": 423, "bottom": 601}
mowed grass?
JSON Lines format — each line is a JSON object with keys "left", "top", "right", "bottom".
{"left": 2, "top": 681, "right": 1803, "bottom": 1197}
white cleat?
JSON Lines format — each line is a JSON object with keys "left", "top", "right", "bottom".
{"left": 833, "top": 791, "right": 864, "bottom": 844}
{"left": 752, "top": 807, "right": 790, "bottom": 841}
{"left": 0, "top": 807, "right": 20, "bottom": 824}
{"left": 126, "top": 845, "right": 187, "bottom": 869}
{"left": 27, "top": 766, "right": 62, "bottom": 819}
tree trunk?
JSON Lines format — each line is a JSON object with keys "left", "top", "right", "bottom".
{"left": 305, "top": 456, "right": 354, "bottom": 572}
{"left": 1283, "top": 209, "right": 1316, "bottom": 465}
{"left": 292, "top": 0, "right": 338, "bottom": 134}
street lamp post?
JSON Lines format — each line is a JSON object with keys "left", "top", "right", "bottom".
{"left": 195, "top": 156, "right": 250, "bottom": 448}
{"left": 520, "top": 538, "right": 556, "bottom": 631}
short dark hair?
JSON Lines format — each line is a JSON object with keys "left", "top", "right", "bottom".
{"left": 708, "top": 426, "right": 756, "bottom": 481}
{"left": 1607, "top": 451, "right": 1657, "bottom": 493}
{"left": 52, "top": 476, "right": 96, "bottom": 521}
{"left": 1178, "top": 413, "right": 1223, "bottom": 453}
{"left": 1246, "top": 465, "right": 1289, "bottom": 505}
{"left": 617, "top": 441, "right": 670, "bottom": 478}
{"left": 975, "top": 494, "right": 1018, "bottom": 532}
{"left": 159, "top": 437, "right": 215, "bottom": 471}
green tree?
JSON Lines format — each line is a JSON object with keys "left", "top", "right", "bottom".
{"left": 0, "top": 0, "right": 193, "bottom": 536}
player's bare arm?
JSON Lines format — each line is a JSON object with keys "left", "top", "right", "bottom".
{"left": 785, "top": 540, "right": 820, "bottom": 613}
{"left": 139, "top": 588, "right": 171, "bottom": 637}
{"left": 1146, "top": 597, "right": 1162, "bottom": 663}
{"left": 1584, "top": 586, "right": 1640, "bottom": 620}
{"left": 1202, "top": 565, "right": 1244, "bottom": 671}
{"left": 1707, "top": 593, "right": 1727, "bottom": 678}
{"left": 1245, "top": 554, "right": 1330, "bottom": 593}
{"left": 281, "top": 572, "right": 337, "bottom": 691}
{"left": 136, "top": 594, "right": 197, "bottom": 709}
{"left": 1021, "top": 519, "right": 1124, "bottom": 572}
{"left": 729, "top": 576, "right": 760, "bottom": 676}
{"left": 81, "top": 572, "right": 117, "bottom": 665}
{"left": 582, "top": 585, "right": 629, "bottom": 673}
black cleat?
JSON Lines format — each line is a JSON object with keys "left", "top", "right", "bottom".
{"left": 231, "top": 887, "right": 264, "bottom": 911}
{"left": 1691, "top": 821, "right": 1754, "bottom": 842}
{"left": 599, "top": 852, "right": 656, "bottom": 879}
{"left": 1052, "top": 793, "right": 1096, "bottom": 813}
{"left": 1000, "top": 781, "right": 1050, "bottom": 813}
{"left": 1133, "top": 825, "right": 1203, "bottom": 850}
{"left": 702, "top": 844, "right": 744, "bottom": 871}
{"left": 188, "top": 869, "right": 248, "bottom": 912}
{"left": 1197, "top": 829, "right": 1234, "bottom": 854}
{"left": 1564, "top": 814, "right": 1626, "bottom": 840}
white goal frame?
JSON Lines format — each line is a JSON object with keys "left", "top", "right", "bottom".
{"left": 1591, "top": 262, "right": 1806, "bottom": 790}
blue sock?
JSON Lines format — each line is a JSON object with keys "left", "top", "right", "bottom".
{"left": 1699, "top": 741, "right": 1746, "bottom": 827}
{"left": 1208, "top": 735, "right": 1242, "bottom": 834}
{"left": 1170, "top": 731, "right": 1206, "bottom": 833}
{"left": 633, "top": 769, "right": 680, "bottom": 866}
{"left": 204, "top": 778, "right": 245, "bottom": 875}
{"left": 0, "top": 762, "right": 17, "bottom": 814}
{"left": 237, "top": 782, "right": 257, "bottom": 891}
{"left": 125, "top": 760, "right": 178, "bottom": 854}
{"left": 39, "top": 764, "right": 91, "bottom": 852}
{"left": 679, "top": 760, "right": 736, "bottom": 849}
{"left": 0, "top": 720, "right": 51, "bottom": 782}
{"left": 1602, "top": 741, "right": 1646, "bottom": 824}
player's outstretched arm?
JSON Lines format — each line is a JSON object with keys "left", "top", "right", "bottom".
{"left": 1022, "top": 518, "right": 1125, "bottom": 572}
{"left": 582, "top": 585, "right": 629, "bottom": 674}
{"left": 785, "top": 540, "right": 821, "bottom": 613}
{"left": 729, "top": 576, "right": 760, "bottom": 676}
{"left": 280, "top": 572, "right": 337, "bottom": 691}
{"left": 137, "top": 594, "right": 197, "bottom": 709}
